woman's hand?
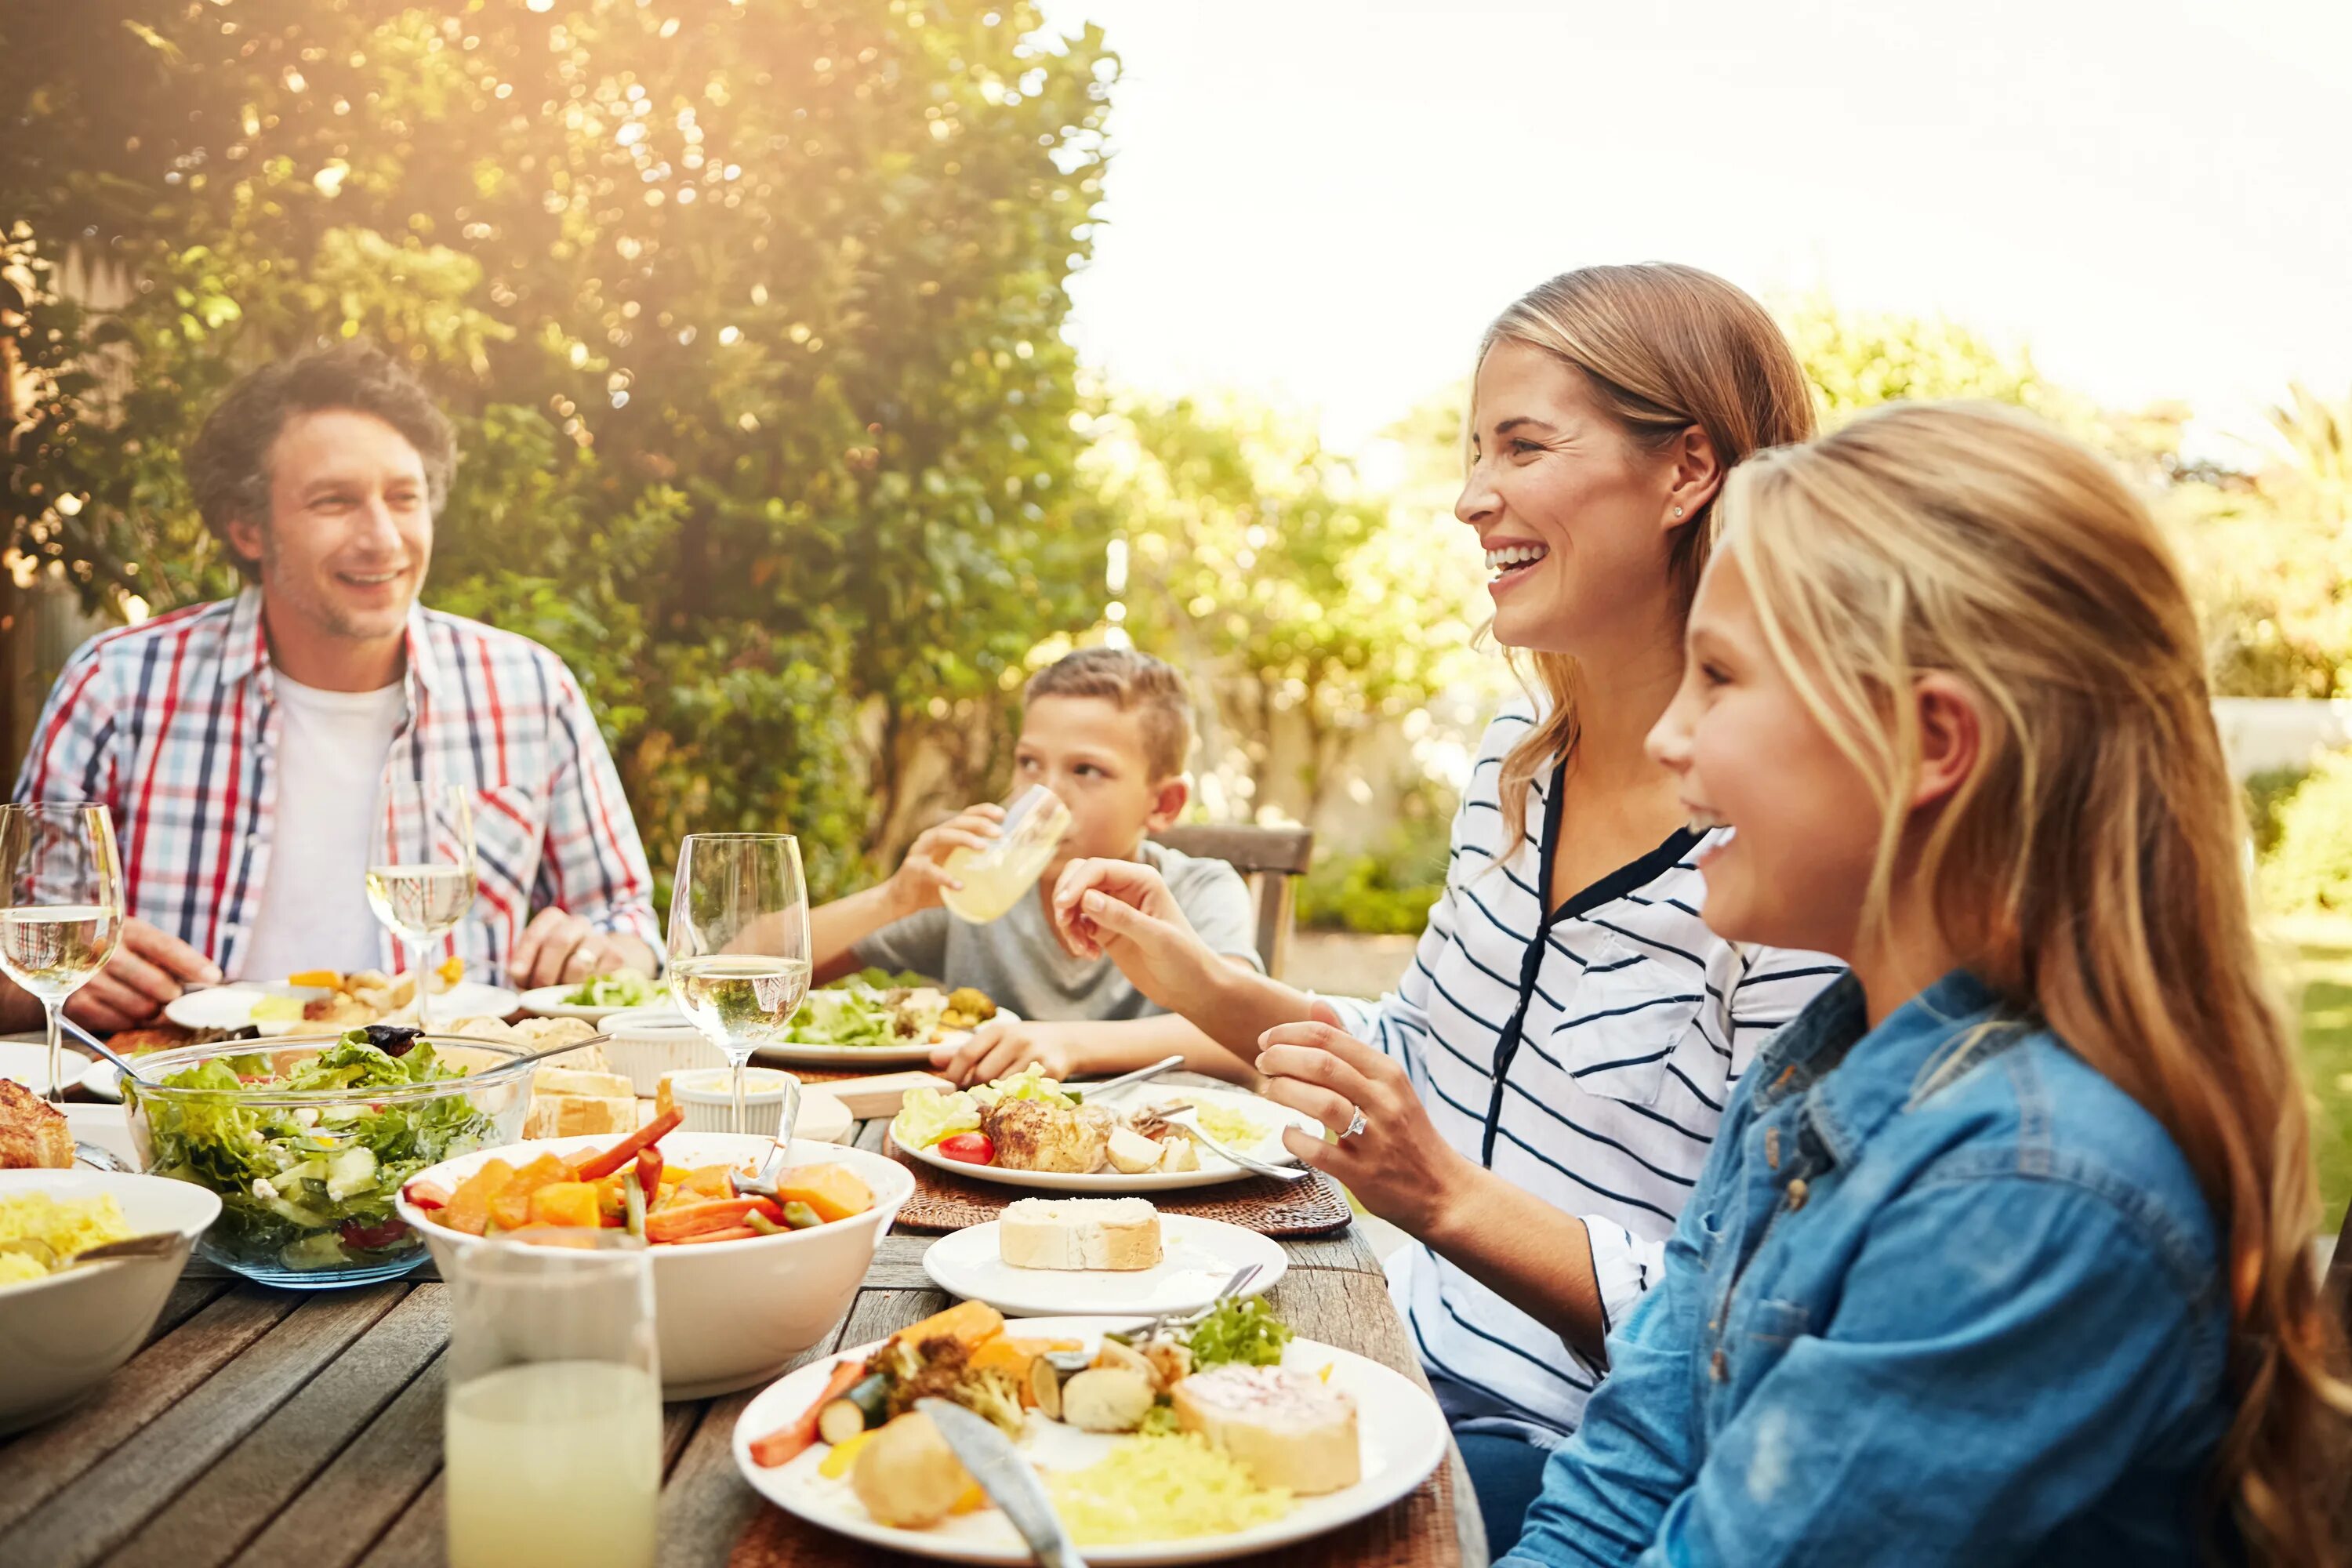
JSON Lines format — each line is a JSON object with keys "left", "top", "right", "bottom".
{"left": 1047, "top": 858, "right": 1218, "bottom": 1010}
{"left": 884, "top": 803, "right": 1004, "bottom": 916}
{"left": 929, "top": 1018, "right": 1084, "bottom": 1086}
{"left": 1254, "top": 1002, "right": 1475, "bottom": 1240}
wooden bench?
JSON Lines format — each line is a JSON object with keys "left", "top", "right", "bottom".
{"left": 1151, "top": 823, "right": 1316, "bottom": 979}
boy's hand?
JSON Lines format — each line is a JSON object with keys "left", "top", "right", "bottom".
{"left": 1048, "top": 858, "right": 1214, "bottom": 1009}
{"left": 885, "top": 803, "right": 1004, "bottom": 917}
{"left": 930, "top": 1018, "right": 1084, "bottom": 1087}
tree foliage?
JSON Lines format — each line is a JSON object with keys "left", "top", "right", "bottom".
{"left": 1, "top": 0, "right": 1116, "bottom": 895}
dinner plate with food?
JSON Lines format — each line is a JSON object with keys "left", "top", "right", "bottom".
{"left": 922, "top": 1197, "right": 1287, "bottom": 1319}
{"left": 754, "top": 969, "right": 1009, "bottom": 1068}
{"left": 890, "top": 1068, "right": 1319, "bottom": 1193}
{"left": 162, "top": 960, "right": 519, "bottom": 1037}
{"left": 517, "top": 968, "right": 669, "bottom": 1022}
{"left": 731, "top": 1298, "right": 1446, "bottom": 1564}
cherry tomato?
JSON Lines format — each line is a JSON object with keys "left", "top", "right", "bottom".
{"left": 339, "top": 1217, "right": 411, "bottom": 1252}
{"left": 936, "top": 1132, "right": 996, "bottom": 1166}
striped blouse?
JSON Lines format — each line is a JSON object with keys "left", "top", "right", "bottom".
{"left": 1323, "top": 704, "right": 1841, "bottom": 1446}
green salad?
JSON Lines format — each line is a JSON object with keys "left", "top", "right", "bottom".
{"left": 782, "top": 968, "right": 939, "bottom": 1046}
{"left": 561, "top": 969, "right": 665, "bottom": 1008}
{"left": 134, "top": 1028, "right": 502, "bottom": 1274}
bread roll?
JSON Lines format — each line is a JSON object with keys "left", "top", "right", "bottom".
{"left": 998, "top": 1196, "right": 1162, "bottom": 1271}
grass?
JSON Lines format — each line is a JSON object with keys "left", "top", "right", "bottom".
{"left": 2280, "top": 914, "right": 2352, "bottom": 1239}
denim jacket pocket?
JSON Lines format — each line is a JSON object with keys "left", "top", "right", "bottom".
{"left": 1746, "top": 1298, "right": 1811, "bottom": 1345}
{"left": 1552, "top": 935, "right": 1705, "bottom": 1107}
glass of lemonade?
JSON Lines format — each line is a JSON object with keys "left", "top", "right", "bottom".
{"left": 939, "top": 786, "right": 1073, "bottom": 924}
{"left": 368, "top": 772, "right": 476, "bottom": 1029}
{"left": 445, "top": 1235, "right": 661, "bottom": 1568}
{"left": 668, "top": 833, "right": 811, "bottom": 1135}
{"left": 0, "top": 802, "right": 125, "bottom": 1104}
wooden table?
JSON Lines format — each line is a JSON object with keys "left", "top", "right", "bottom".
{"left": 2, "top": 1109, "right": 1487, "bottom": 1568}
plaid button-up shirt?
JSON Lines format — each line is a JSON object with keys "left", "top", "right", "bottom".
{"left": 10, "top": 587, "right": 661, "bottom": 983}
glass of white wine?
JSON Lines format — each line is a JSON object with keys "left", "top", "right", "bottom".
{"left": 939, "top": 785, "right": 1073, "bottom": 924}
{"left": 0, "top": 803, "right": 126, "bottom": 1105}
{"left": 445, "top": 1236, "right": 659, "bottom": 1568}
{"left": 668, "top": 833, "right": 811, "bottom": 1135}
{"left": 368, "top": 775, "right": 475, "bottom": 1029}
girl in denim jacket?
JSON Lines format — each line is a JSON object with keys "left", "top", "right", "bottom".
{"left": 1504, "top": 403, "right": 2348, "bottom": 1566}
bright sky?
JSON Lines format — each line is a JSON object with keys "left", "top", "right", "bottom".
{"left": 1033, "top": 0, "right": 2352, "bottom": 462}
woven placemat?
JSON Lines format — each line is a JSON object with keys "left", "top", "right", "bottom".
{"left": 728, "top": 1452, "right": 1461, "bottom": 1568}
{"left": 884, "top": 1137, "right": 1354, "bottom": 1236}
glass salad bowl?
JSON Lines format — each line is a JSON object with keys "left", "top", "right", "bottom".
{"left": 122, "top": 1028, "right": 535, "bottom": 1288}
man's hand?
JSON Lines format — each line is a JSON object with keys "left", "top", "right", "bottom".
{"left": 929, "top": 1018, "right": 1086, "bottom": 1087}
{"left": 62, "top": 918, "right": 222, "bottom": 1033}
{"left": 509, "top": 909, "right": 655, "bottom": 988}
{"left": 884, "top": 804, "right": 1005, "bottom": 918}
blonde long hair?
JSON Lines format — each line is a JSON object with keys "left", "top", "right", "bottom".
{"left": 1722, "top": 401, "right": 2349, "bottom": 1565}
{"left": 1479, "top": 263, "right": 1817, "bottom": 851}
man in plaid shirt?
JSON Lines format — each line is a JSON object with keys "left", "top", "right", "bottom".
{"left": 4, "top": 342, "right": 662, "bottom": 1033}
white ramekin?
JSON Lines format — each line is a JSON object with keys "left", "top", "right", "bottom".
{"left": 601, "top": 1004, "right": 724, "bottom": 1095}
{"left": 670, "top": 1065, "right": 800, "bottom": 1135}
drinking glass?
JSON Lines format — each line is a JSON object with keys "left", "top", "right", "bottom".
{"left": 367, "top": 775, "right": 475, "bottom": 1029}
{"left": 667, "top": 833, "right": 811, "bottom": 1135}
{"left": 0, "top": 803, "right": 126, "bottom": 1103}
{"left": 939, "top": 785, "right": 1073, "bottom": 924}
{"left": 445, "top": 1236, "right": 660, "bottom": 1568}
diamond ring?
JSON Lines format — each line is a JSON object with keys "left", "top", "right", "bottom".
{"left": 1341, "top": 1107, "right": 1368, "bottom": 1139}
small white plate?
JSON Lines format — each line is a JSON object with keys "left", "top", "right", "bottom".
{"left": 517, "top": 983, "right": 669, "bottom": 1022}
{"left": 922, "top": 1214, "right": 1287, "bottom": 1319}
{"left": 731, "top": 1316, "right": 1449, "bottom": 1565}
{"left": 891, "top": 1084, "right": 1319, "bottom": 1193}
{"left": 0, "top": 1039, "right": 70, "bottom": 1097}
{"left": 163, "top": 980, "right": 521, "bottom": 1036}
{"left": 753, "top": 1008, "right": 1018, "bottom": 1069}
{"left": 66, "top": 1103, "right": 136, "bottom": 1167}
{"left": 79, "top": 1055, "right": 126, "bottom": 1103}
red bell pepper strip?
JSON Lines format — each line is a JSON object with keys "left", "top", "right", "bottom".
{"left": 635, "top": 1147, "right": 663, "bottom": 1199}
{"left": 572, "top": 1109, "right": 682, "bottom": 1181}
{"left": 749, "top": 1359, "right": 869, "bottom": 1467}
{"left": 401, "top": 1179, "right": 455, "bottom": 1210}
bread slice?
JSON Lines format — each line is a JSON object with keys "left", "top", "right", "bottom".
{"left": 1171, "top": 1363, "right": 1361, "bottom": 1494}
{"left": 524, "top": 1092, "right": 637, "bottom": 1138}
{"left": 997, "top": 1196, "right": 1163, "bottom": 1271}
{"left": 532, "top": 1066, "right": 635, "bottom": 1099}
{"left": 0, "top": 1079, "right": 72, "bottom": 1169}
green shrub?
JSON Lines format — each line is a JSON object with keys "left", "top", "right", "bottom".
{"left": 1298, "top": 796, "right": 1454, "bottom": 936}
{"left": 2244, "top": 765, "right": 2314, "bottom": 861}
{"left": 2261, "top": 752, "right": 2352, "bottom": 914}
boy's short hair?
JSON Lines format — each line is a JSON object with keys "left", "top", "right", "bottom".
{"left": 1022, "top": 648, "right": 1195, "bottom": 779}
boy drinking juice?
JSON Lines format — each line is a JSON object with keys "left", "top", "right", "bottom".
{"left": 810, "top": 648, "right": 1263, "bottom": 1084}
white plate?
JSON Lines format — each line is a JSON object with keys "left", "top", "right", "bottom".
{"left": 891, "top": 1084, "right": 1319, "bottom": 1193}
{"left": 517, "top": 983, "right": 669, "bottom": 1022}
{"left": 65, "top": 1103, "right": 136, "bottom": 1167}
{"left": 0, "top": 1039, "right": 70, "bottom": 1096}
{"left": 162, "top": 980, "right": 521, "bottom": 1036}
{"left": 731, "top": 1316, "right": 1447, "bottom": 1565}
{"left": 922, "top": 1215, "right": 1287, "bottom": 1319}
{"left": 753, "top": 1008, "right": 1019, "bottom": 1069}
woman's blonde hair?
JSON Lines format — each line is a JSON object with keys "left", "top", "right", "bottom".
{"left": 1480, "top": 263, "right": 1817, "bottom": 849}
{"left": 1721, "top": 400, "right": 2350, "bottom": 1565}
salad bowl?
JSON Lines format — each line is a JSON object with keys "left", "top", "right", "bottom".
{"left": 122, "top": 1030, "right": 537, "bottom": 1289}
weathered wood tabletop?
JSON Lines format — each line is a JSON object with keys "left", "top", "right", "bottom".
{"left": 3, "top": 1109, "right": 1487, "bottom": 1568}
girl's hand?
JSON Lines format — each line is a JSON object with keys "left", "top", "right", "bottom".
{"left": 1254, "top": 1002, "right": 1473, "bottom": 1239}
{"left": 929, "top": 1018, "right": 1083, "bottom": 1087}
{"left": 1047, "top": 858, "right": 1218, "bottom": 1009}
{"left": 885, "top": 803, "right": 1005, "bottom": 916}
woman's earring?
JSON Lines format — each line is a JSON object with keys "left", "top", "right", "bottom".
{"left": 1674, "top": 506, "right": 1685, "bottom": 517}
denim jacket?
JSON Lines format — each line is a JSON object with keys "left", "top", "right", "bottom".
{"left": 1503, "top": 970, "right": 2231, "bottom": 1567}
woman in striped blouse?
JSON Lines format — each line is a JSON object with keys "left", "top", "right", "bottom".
{"left": 1053, "top": 263, "right": 1843, "bottom": 1553}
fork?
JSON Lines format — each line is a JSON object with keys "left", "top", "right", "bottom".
{"left": 729, "top": 1073, "right": 804, "bottom": 1202}
{"left": 1152, "top": 1102, "right": 1309, "bottom": 1183}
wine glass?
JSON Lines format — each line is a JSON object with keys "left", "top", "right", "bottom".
{"left": 667, "top": 833, "right": 811, "bottom": 1135}
{"left": 0, "top": 803, "right": 126, "bottom": 1104}
{"left": 368, "top": 774, "right": 476, "bottom": 1029}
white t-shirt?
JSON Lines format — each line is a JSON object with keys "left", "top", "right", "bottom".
{"left": 237, "top": 674, "right": 406, "bottom": 982}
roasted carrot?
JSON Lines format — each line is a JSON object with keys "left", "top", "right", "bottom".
{"left": 750, "top": 1359, "right": 868, "bottom": 1467}
{"left": 635, "top": 1148, "right": 663, "bottom": 1199}
{"left": 665, "top": 1225, "right": 762, "bottom": 1245}
{"left": 572, "top": 1109, "right": 683, "bottom": 1181}
{"left": 644, "top": 1196, "right": 784, "bottom": 1243}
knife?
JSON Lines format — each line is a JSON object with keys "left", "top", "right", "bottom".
{"left": 913, "top": 1398, "right": 1088, "bottom": 1568}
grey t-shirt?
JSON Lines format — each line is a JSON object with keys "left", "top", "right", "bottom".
{"left": 850, "top": 840, "right": 1264, "bottom": 1022}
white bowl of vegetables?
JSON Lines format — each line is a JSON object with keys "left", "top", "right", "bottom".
{"left": 396, "top": 1123, "right": 916, "bottom": 1399}
{"left": 122, "top": 1028, "right": 536, "bottom": 1289}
